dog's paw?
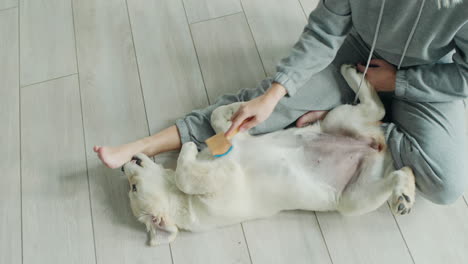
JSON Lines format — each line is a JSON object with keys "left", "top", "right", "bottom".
{"left": 211, "top": 103, "right": 243, "bottom": 134}
{"left": 149, "top": 238, "right": 158, "bottom": 247}
{"left": 390, "top": 167, "right": 416, "bottom": 215}
{"left": 182, "top": 141, "right": 198, "bottom": 152}
{"left": 392, "top": 190, "right": 413, "bottom": 215}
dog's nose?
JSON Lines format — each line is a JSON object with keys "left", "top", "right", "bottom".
{"left": 131, "top": 156, "right": 142, "bottom": 167}
{"left": 121, "top": 166, "right": 125, "bottom": 172}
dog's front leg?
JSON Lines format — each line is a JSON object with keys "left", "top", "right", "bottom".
{"left": 175, "top": 142, "right": 239, "bottom": 195}
{"left": 210, "top": 102, "right": 243, "bottom": 134}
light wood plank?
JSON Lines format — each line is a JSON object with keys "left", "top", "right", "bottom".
{"left": 168, "top": 12, "right": 265, "bottom": 264}
{"left": 21, "top": 75, "right": 95, "bottom": 264}
{"left": 0, "top": 8, "right": 21, "bottom": 264}
{"left": 243, "top": 211, "right": 332, "bottom": 264}
{"left": 182, "top": 0, "right": 242, "bottom": 24}
{"left": 127, "top": 0, "right": 208, "bottom": 133}
{"left": 317, "top": 206, "right": 414, "bottom": 264}
{"left": 19, "top": 0, "right": 77, "bottom": 86}
{"left": 72, "top": 0, "right": 173, "bottom": 262}
{"left": 299, "top": 0, "right": 319, "bottom": 15}
{"left": 171, "top": 226, "right": 251, "bottom": 264}
{"left": 396, "top": 197, "right": 468, "bottom": 264}
{"left": 464, "top": 101, "right": 468, "bottom": 206}
{"left": 190, "top": 12, "right": 265, "bottom": 102}
{"left": 241, "top": 0, "right": 307, "bottom": 76}
{"left": 0, "top": 0, "right": 16, "bottom": 10}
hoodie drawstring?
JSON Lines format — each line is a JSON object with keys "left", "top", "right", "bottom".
{"left": 397, "top": 0, "right": 427, "bottom": 69}
{"left": 353, "top": 0, "right": 427, "bottom": 103}
{"left": 353, "top": 0, "right": 387, "bottom": 104}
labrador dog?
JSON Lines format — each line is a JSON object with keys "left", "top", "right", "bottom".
{"left": 122, "top": 65, "right": 415, "bottom": 246}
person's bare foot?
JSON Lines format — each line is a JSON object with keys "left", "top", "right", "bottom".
{"left": 296, "top": 110, "right": 329, "bottom": 128}
{"left": 93, "top": 142, "right": 144, "bottom": 169}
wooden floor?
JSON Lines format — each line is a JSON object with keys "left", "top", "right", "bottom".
{"left": 1, "top": 0, "right": 468, "bottom": 263}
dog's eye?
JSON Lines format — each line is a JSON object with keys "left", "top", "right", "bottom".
{"left": 132, "top": 184, "right": 137, "bottom": 192}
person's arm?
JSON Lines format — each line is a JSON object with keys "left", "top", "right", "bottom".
{"left": 226, "top": 0, "right": 352, "bottom": 135}
{"left": 394, "top": 23, "right": 468, "bottom": 102}
{"left": 226, "top": 83, "right": 286, "bottom": 136}
{"left": 273, "top": 0, "right": 352, "bottom": 97}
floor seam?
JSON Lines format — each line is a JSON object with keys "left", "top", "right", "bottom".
{"left": 18, "top": 3, "right": 24, "bottom": 264}
{"left": 124, "top": 0, "right": 152, "bottom": 137}
{"left": 20, "top": 72, "right": 78, "bottom": 88}
{"left": 238, "top": 0, "right": 268, "bottom": 78}
{"left": 314, "top": 213, "right": 336, "bottom": 264}
{"left": 168, "top": 242, "right": 175, "bottom": 264}
{"left": 125, "top": 2, "right": 176, "bottom": 262}
{"left": 180, "top": 0, "right": 211, "bottom": 104}
{"left": 387, "top": 202, "right": 417, "bottom": 264}
{"left": 70, "top": 0, "right": 99, "bottom": 263}
{"left": 240, "top": 224, "right": 254, "bottom": 264}
{"left": 297, "top": 0, "right": 309, "bottom": 18}
{"left": 0, "top": 5, "right": 17, "bottom": 13}
{"left": 189, "top": 11, "right": 243, "bottom": 25}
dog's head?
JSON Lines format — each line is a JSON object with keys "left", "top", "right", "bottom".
{"left": 122, "top": 154, "right": 178, "bottom": 246}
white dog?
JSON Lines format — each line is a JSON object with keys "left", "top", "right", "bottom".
{"left": 122, "top": 65, "right": 416, "bottom": 246}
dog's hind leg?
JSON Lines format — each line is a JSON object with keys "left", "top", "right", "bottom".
{"left": 340, "top": 64, "right": 385, "bottom": 115}
{"left": 321, "top": 65, "right": 386, "bottom": 145}
{"left": 389, "top": 167, "right": 416, "bottom": 215}
{"left": 338, "top": 159, "right": 416, "bottom": 216}
{"left": 175, "top": 142, "right": 240, "bottom": 195}
{"left": 338, "top": 173, "right": 396, "bottom": 216}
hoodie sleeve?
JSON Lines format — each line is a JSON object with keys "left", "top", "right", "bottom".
{"left": 395, "top": 23, "right": 468, "bottom": 102}
{"left": 273, "top": 0, "right": 352, "bottom": 97}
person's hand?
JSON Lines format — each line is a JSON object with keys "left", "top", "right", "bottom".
{"left": 357, "top": 59, "right": 397, "bottom": 92}
{"left": 226, "top": 83, "right": 287, "bottom": 137}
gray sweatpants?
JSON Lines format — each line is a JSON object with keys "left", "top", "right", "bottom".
{"left": 175, "top": 34, "right": 468, "bottom": 205}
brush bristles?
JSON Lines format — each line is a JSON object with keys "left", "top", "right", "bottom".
{"left": 206, "top": 133, "right": 232, "bottom": 156}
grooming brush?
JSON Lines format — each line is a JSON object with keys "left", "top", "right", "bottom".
{"left": 206, "top": 120, "right": 247, "bottom": 157}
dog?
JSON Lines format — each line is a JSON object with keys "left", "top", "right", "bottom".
{"left": 122, "top": 65, "right": 416, "bottom": 246}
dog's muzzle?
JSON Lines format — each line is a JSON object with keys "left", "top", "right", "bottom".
{"left": 121, "top": 156, "right": 143, "bottom": 172}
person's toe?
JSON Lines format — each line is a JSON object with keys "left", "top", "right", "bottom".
{"left": 295, "top": 111, "right": 328, "bottom": 128}
{"left": 296, "top": 113, "right": 312, "bottom": 128}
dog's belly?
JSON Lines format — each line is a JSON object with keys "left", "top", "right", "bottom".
{"left": 233, "top": 129, "right": 378, "bottom": 211}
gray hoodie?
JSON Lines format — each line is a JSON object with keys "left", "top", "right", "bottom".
{"left": 274, "top": 0, "right": 468, "bottom": 102}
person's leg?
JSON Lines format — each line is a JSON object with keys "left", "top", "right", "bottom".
{"left": 385, "top": 99, "right": 468, "bottom": 205}
{"left": 96, "top": 33, "right": 368, "bottom": 168}
{"left": 94, "top": 125, "right": 181, "bottom": 168}
{"left": 95, "top": 85, "right": 268, "bottom": 168}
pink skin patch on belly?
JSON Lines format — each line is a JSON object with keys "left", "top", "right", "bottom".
{"left": 301, "top": 134, "right": 379, "bottom": 192}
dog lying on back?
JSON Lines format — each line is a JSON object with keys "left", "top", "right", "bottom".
{"left": 122, "top": 65, "right": 416, "bottom": 246}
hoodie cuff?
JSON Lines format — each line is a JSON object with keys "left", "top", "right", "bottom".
{"left": 175, "top": 118, "right": 192, "bottom": 145}
{"left": 273, "top": 72, "right": 297, "bottom": 97}
{"left": 395, "top": 70, "right": 408, "bottom": 98}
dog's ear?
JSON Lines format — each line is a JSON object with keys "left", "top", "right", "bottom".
{"left": 145, "top": 214, "right": 178, "bottom": 246}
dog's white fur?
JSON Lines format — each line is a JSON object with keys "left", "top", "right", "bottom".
{"left": 122, "top": 65, "right": 416, "bottom": 246}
